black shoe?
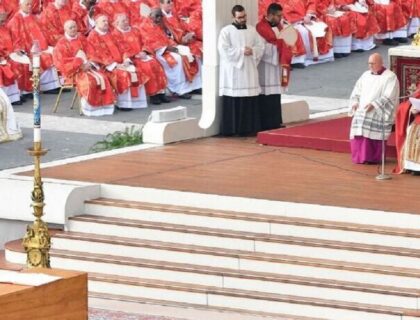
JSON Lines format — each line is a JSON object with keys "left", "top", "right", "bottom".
{"left": 351, "top": 49, "right": 364, "bottom": 53}
{"left": 159, "top": 93, "right": 171, "bottom": 103}
{"left": 382, "top": 38, "right": 399, "bottom": 46}
{"left": 191, "top": 88, "right": 202, "bottom": 95}
{"left": 116, "top": 106, "right": 133, "bottom": 111}
{"left": 11, "top": 100, "right": 22, "bottom": 105}
{"left": 334, "top": 53, "right": 344, "bottom": 59}
{"left": 341, "top": 53, "right": 350, "bottom": 58}
{"left": 411, "top": 171, "right": 420, "bottom": 176}
{"left": 19, "top": 95, "right": 27, "bottom": 102}
{"left": 62, "top": 88, "right": 72, "bottom": 93}
{"left": 22, "top": 93, "right": 33, "bottom": 99}
{"left": 291, "top": 63, "right": 305, "bottom": 69}
{"left": 179, "top": 93, "right": 192, "bottom": 99}
{"left": 43, "top": 88, "right": 60, "bottom": 94}
{"left": 394, "top": 37, "right": 408, "bottom": 43}
{"left": 150, "top": 95, "right": 162, "bottom": 105}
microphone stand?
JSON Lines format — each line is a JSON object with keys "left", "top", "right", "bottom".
{"left": 376, "top": 107, "right": 392, "bottom": 181}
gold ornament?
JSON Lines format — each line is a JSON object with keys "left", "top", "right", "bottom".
{"left": 413, "top": 27, "right": 420, "bottom": 46}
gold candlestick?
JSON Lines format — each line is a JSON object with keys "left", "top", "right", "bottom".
{"left": 22, "top": 41, "right": 51, "bottom": 268}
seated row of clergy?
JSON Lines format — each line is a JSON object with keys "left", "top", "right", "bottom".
{"left": 0, "top": 0, "right": 202, "bottom": 115}
{"left": 52, "top": 13, "right": 201, "bottom": 116}
{"left": 258, "top": 0, "right": 418, "bottom": 67}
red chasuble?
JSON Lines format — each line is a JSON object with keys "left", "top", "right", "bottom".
{"left": 163, "top": 13, "right": 202, "bottom": 58}
{"left": 53, "top": 34, "right": 115, "bottom": 107}
{"left": 393, "top": 88, "right": 420, "bottom": 173}
{"left": 87, "top": 29, "right": 145, "bottom": 96}
{"left": 40, "top": 3, "right": 72, "bottom": 46}
{"left": 316, "top": 0, "right": 357, "bottom": 37}
{"left": 94, "top": 0, "right": 129, "bottom": 26}
{"left": 173, "top": 0, "right": 201, "bottom": 18}
{"left": 72, "top": 2, "right": 90, "bottom": 35}
{"left": 122, "top": 0, "right": 156, "bottom": 28}
{"left": 7, "top": 12, "right": 54, "bottom": 91}
{"left": 1, "top": 1, "right": 19, "bottom": 22}
{"left": 184, "top": 10, "right": 202, "bottom": 41}
{"left": 0, "top": 25, "right": 18, "bottom": 87}
{"left": 112, "top": 27, "right": 167, "bottom": 96}
{"left": 373, "top": 0, "right": 407, "bottom": 33}
{"left": 139, "top": 18, "right": 199, "bottom": 83}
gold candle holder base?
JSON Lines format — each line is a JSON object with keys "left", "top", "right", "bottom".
{"left": 23, "top": 143, "right": 51, "bottom": 269}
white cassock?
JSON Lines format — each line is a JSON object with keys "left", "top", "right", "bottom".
{"left": 218, "top": 24, "right": 264, "bottom": 97}
{"left": 0, "top": 89, "right": 22, "bottom": 143}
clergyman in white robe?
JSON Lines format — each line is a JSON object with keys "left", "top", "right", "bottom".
{"left": 218, "top": 5, "right": 265, "bottom": 136}
{"left": 348, "top": 53, "right": 399, "bottom": 164}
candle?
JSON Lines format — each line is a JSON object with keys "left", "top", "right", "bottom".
{"left": 33, "top": 55, "right": 40, "bottom": 69}
{"left": 34, "top": 128, "right": 41, "bottom": 143}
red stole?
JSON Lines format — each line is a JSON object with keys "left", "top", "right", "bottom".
{"left": 256, "top": 18, "right": 293, "bottom": 86}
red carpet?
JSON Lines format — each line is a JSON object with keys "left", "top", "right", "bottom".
{"left": 257, "top": 117, "right": 397, "bottom": 157}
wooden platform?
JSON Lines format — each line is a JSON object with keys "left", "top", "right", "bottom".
{"left": 0, "top": 267, "right": 87, "bottom": 320}
{"left": 22, "top": 137, "right": 420, "bottom": 214}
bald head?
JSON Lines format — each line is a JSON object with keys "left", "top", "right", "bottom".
{"left": 368, "top": 53, "right": 384, "bottom": 73}
{"left": 64, "top": 20, "right": 78, "bottom": 37}
{"left": 20, "top": 0, "right": 32, "bottom": 14}
{"left": 114, "top": 13, "right": 130, "bottom": 30}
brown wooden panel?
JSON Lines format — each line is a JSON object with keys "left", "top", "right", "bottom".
{"left": 21, "top": 137, "right": 420, "bottom": 215}
{"left": 0, "top": 269, "right": 88, "bottom": 320}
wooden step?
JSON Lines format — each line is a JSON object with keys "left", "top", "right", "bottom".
{"left": 87, "top": 272, "right": 420, "bottom": 320}
{"left": 86, "top": 198, "right": 420, "bottom": 249}
{"left": 36, "top": 232, "right": 420, "bottom": 289}
{"left": 68, "top": 214, "right": 420, "bottom": 269}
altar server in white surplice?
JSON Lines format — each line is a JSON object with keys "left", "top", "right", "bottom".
{"left": 218, "top": 5, "right": 265, "bottom": 136}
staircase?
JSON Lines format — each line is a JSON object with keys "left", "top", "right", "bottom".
{"left": 5, "top": 197, "right": 420, "bottom": 320}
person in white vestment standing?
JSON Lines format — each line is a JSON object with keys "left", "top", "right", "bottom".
{"left": 257, "top": 3, "right": 293, "bottom": 130}
{"left": 218, "top": 5, "right": 265, "bottom": 136}
{"left": 0, "top": 89, "right": 22, "bottom": 143}
{"left": 348, "top": 53, "right": 399, "bottom": 164}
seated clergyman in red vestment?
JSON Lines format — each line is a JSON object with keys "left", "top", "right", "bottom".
{"left": 139, "top": 8, "right": 201, "bottom": 99}
{"left": 94, "top": 0, "right": 130, "bottom": 28}
{"left": 71, "top": 0, "right": 95, "bottom": 35}
{"left": 111, "top": 13, "right": 170, "bottom": 105}
{"left": 53, "top": 20, "right": 116, "bottom": 116}
{"left": 87, "top": 14, "right": 148, "bottom": 110}
{"left": 39, "top": 0, "right": 72, "bottom": 47}
{"left": 7, "top": 0, "right": 61, "bottom": 94}
{"left": 0, "top": 6, "right": 21, "bottom": 105}
{"left": 122, "top": 0, "right": 157, "bottom": 28}
{"left": 394, "top": 84, "right": 420, "bottom": 175}
{"left": 160, "top": 0, "right": 202, "bottom": 59}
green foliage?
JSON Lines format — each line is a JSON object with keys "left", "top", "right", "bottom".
{"left": 90, "top": 126, "right": 143, "bottom": 152}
